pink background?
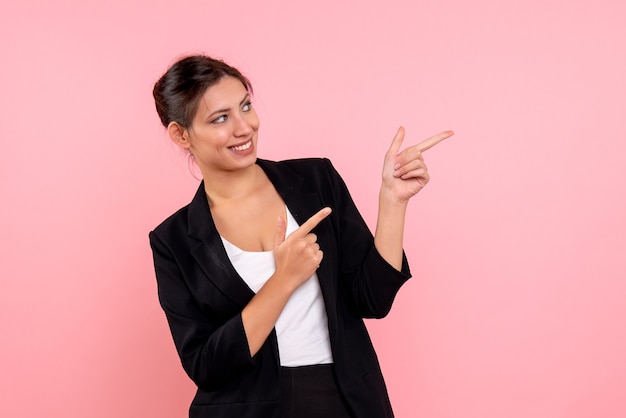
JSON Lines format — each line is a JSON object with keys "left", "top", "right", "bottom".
{"left": 2, "top": 0, "right": 625, "bottom": 417}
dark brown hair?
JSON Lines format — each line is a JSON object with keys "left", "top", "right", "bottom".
{"left": 153, "top": 55, "right": 252, "bottom": 128}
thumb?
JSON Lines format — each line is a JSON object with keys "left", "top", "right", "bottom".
{"left": 274, "top": 215, "right": 287, "bottom": 249}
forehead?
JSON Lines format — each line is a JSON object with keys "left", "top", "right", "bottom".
{"left": 199, "top": 76, "right": 248, "bottom": 110}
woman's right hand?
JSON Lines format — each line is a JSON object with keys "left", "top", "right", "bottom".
{"left": 273, "top": 207, "right": 332, "bottom": 290}
{"left": 241, "top": 207, "right": 333, "bottom": 357}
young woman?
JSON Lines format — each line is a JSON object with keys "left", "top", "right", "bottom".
{"left": 149, "top": 54, "right": 452, "bottom": 418}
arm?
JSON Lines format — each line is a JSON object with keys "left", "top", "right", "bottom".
{"left": 320, "top": 158, "right": 411, "bottom": 318}
{"left": 150, "top": 231, "right": 254, "bottom": 389}
{"left": 241, "top": 207, "right": 331, "bottom": 356}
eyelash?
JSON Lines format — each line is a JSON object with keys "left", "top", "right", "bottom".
{"left": 211, "top": 101, "right": 253, "bottom": 124}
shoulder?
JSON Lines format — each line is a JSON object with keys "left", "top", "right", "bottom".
{"left": 257, "top": 157, "right": 340, "bottom": 183}
{"left": 150, "top": 181, "right": 209, "bottom": 241}
{"left": 150, "top": 204, "right": 190, "bottom": 243}
{"left": 257, "top": 158, "right": 352, "bottom": 204}
{"left": 258, "top": 157, "right": 331, "bottom": 172}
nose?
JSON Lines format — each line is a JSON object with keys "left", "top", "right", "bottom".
{"left": 233, "top": 112, "right": 254, "bottom": 137}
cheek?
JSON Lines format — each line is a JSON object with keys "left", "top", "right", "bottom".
{"left": 191, "top": 128, "right": 229, "bottom": 148}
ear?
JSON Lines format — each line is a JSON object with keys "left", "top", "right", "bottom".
{"left": 167, "top": 122, "right": 191, "bottom": 149}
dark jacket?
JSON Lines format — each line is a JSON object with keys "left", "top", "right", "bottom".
{"left": 149, "top": 158, "right": 411, "bottom": 418}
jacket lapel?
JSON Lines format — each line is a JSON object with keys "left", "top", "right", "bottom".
{"left": 187, "top": 182, "right": 255, "bottom": 308}
{"left": 257, "top": 160, "right": 337, "bottom": 313}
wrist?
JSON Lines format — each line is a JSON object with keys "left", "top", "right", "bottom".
{"left": 379, "top": 186, "right": 410, "bottom": 208}
{"left": 267, "top": 270, "right": 300, "bottom": 295}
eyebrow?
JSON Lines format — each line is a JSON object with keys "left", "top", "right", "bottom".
{"left": 205, "top": 93, "right": 251, "bottom": 119}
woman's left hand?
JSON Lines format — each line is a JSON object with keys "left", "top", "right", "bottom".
{"left": 381, "top": 127, "right": 454, "bottom": 204}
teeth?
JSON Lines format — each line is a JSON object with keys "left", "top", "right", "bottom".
{"left": 231, "top": 141, "right": 251, "bottom": 151}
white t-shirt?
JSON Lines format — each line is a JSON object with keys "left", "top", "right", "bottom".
{"left": 220, "top": 207, "right": 333, "bottom": 367}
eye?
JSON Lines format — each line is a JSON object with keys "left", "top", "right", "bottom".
{"left": 242, "top": 101, "right": 253, "bottom": 111}
{"left": 212, "top": 115, "right": 228, "bottom": 124}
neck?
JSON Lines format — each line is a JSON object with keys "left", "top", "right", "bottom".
{"left": 201, "top": 163, "right": 262, "bottom": 206}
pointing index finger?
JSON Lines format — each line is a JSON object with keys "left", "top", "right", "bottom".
{"left": 416, "top": 130, "right": 455, "bottom": 152}
{"left": 293, "top": 207, "right": 332, "bottom": 238}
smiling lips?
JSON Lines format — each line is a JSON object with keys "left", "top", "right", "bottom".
{"left": 229, "top": 140, "right": 252, "bottom": 152}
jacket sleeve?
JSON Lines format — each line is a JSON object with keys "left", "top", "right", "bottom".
{"left": 149, "top": 230, "right": 257, "bottom": 390}
{"left": 322, "top": 158, "right": 412, "bottom": 318}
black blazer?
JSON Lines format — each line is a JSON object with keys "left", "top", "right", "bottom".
{"left": 149, "top": 158, "right": 411, "bottom": 418}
